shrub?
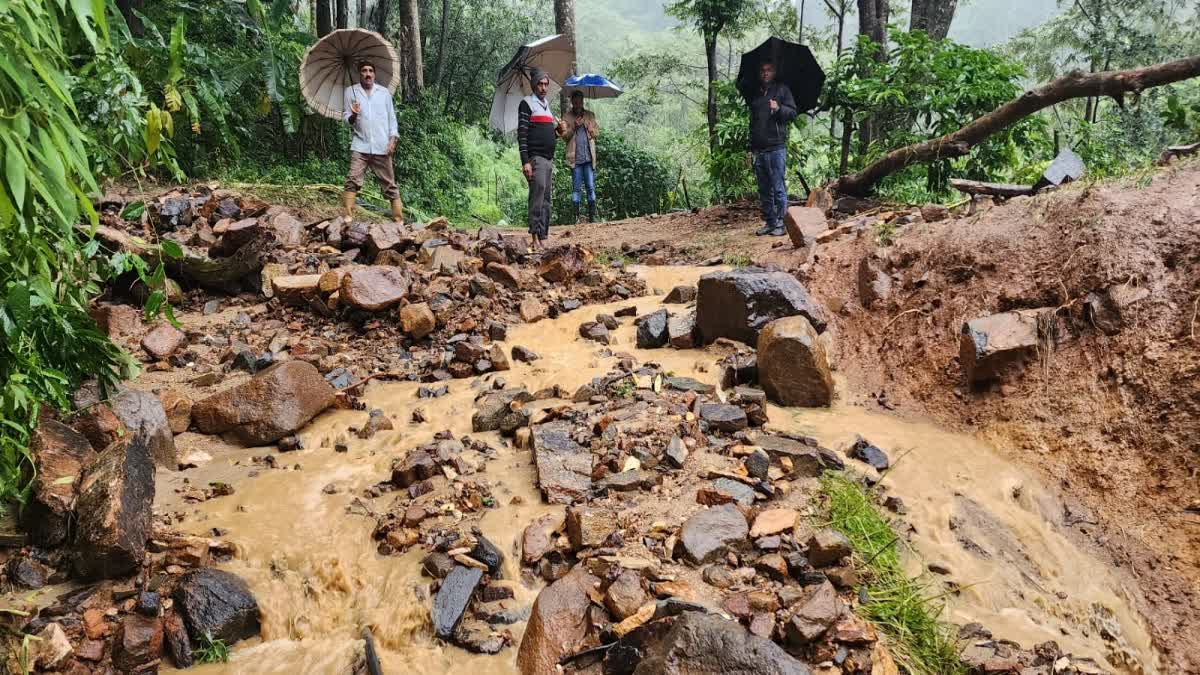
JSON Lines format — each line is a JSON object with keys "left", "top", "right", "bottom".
{"left": 550, "top": 133, "right": 674, "bottom": 224}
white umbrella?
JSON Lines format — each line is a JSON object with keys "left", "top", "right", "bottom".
{"left": 489, "top": 72, "right": 562, "bottom": 134}
{"left": 299, "top": 29, "right": 400, "bottom": 120}
{"left": 488, "top": 34, "right": 574, "bottom": 134}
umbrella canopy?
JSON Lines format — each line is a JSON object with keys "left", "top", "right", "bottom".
{"left": 563, "top": 74, "right": 623, "bottom": 100}
{"left": 736, "top": 37, "right": 825, "bottom": 112}
{"left": 489, "top": 71, "right": 562, "bottom": 134}
{"left": 300, "top": 28, "right": 400, "bottom": 120}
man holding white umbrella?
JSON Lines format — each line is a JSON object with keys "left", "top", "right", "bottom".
{"left": 518, "top": 68, "right": 566, "bottom": 250}
{"left": 342, "top": 60, "right": 403, "bottom": 224}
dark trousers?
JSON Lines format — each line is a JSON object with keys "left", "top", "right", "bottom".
{"left": 753, "top": 147, "right": 787, "bottom": 226}
{"left": 527, "top": 155, "right": 553, "bottom": 240}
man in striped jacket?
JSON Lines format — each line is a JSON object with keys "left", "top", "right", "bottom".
{"left": 518, "top": 68, "right": 566, "bottom": 250}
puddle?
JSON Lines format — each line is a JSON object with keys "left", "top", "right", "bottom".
{"left": 150, "top": 265, "right": 1158, "bottom": 674}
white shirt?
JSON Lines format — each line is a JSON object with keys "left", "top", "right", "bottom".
{"left": 343, "top": 84, "right": 398, "bottom": 155}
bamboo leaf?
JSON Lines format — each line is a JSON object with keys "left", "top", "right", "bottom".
{"left": 69, "top": 0, "right": 98, "bottom": 49}
{"left": 3, "top": 135, "right": 27, "bottom": 211}
{"left": 145, "top": 104, "right": 162, "bottom": 155}
{"left": 167, "top": 15, "right": 187, "bottom": 84}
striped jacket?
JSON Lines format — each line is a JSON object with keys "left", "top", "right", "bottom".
{"left": 517, "top": 94, "right": 559, "bottom": 164}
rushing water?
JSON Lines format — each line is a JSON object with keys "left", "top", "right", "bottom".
{"left": 143, "top": 266, "right": 1159, "bottom": 674}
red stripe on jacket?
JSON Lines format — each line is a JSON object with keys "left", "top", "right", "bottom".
{"left": 529, "top": 114, "right": 554, "bottom": 123}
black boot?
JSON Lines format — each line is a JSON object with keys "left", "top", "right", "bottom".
{"left": 574, "top": 203, "right": 581, "bottom": 224}
{"left": 587, "top": 201, "right": 596, "bottom": 223}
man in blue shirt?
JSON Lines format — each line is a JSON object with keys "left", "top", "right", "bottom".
{"left": 563, "top": 91, "right": 599, "bottom": 223}
{"left": 341, "top": 60, "right": 402, "bottom": 224}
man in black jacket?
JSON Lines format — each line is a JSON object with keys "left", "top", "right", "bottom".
{"left": 517, "top": 68, "right": 565, "bottom": 250}
{"left": 747, "top": 61, "right": 798, "bottom": 237}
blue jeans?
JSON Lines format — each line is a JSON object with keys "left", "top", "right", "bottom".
{"left": 572, "top": 162, "right": 596, "bottom": 204}
{"left": 753, "top": 147, "right": 787, "bottom": 227}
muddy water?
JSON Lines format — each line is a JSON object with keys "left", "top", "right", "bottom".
{"left": 161, "top": 265, "right": 1159, "bottom": 674}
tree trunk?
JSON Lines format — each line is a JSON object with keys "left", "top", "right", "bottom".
{"left": 798, "top": 0, "right": 806, "bottom": 44}
{"left": 335, "top": 0, "right": 348, "bottom": 29}
{"left": 433, "top": 0, "right": 449, "bottom": 88}
{"left": 357, "top": 0, "right": 367, "bottom": 27}
{"left": 831, "top": 56, "right": 1200, "bottom": 196}
{"left": 116, "top": 0, "right": 144, "bottom": 37}
{"left": 856, "top": 0, "right": 889, "bottom": 150}
{"left": 553, "top": 0, "right": 577, "bottom": 113}
{"left": 400, "top": 0, "right": 424, "bottom": 100}
{"left": 704, "top": 32, "right": 719, "bottom": 152}
{"left": 910, "top": 0, "right": 957, "bottom": 41}
{"left": 373, "top": 0, "right": 391, "bottom": 34}
{"left": 316, "top": 0, "right": 333, "bottom": 37}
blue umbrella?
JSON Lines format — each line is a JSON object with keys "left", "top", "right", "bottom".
{"left": 564, "top": 73, "right": 623, "bottom": 100}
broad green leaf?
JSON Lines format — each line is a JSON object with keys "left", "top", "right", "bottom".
{"left": 121, "top": 201, "right": 146, "bottom": 220}
{"left": 5, "top": 283, "right": 31, "bottom": 329}
{"left": 161, "top": 240, "right": 183, "bottom": 259}
{"left": 69, "top": 0, "right": 98, "bottom": 49}
{"left": 145, "top": 105, "right": 162, "bottom": 155}
{"left": 4, "top": 135, "right": 27, "bottom": 211}
{"left": 167, "top": 16, "right": 187, "bottom": 84}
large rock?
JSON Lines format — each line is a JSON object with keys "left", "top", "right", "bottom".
{"left": 425, "top": 245, "right": 467, "bottom": 275}
{"left": 605, "top": 571, "right": 649, "bottom": 621}
{"left": 663, "top": 285, "right": 697, "bottom": 304}
{"left": 72, "top": 436, "right": 154, "bottom": 580}
{"left": 785, "top": 582, "right": 843, "bottom": 646}
{"left": 113, "top": 614, "right": 163, "bottom": 673}
{"left": 520, "top": 298, "right": 548, "bottom": 323}
{"left": 400, "top": 303, "right": 436, "bottom": 339}
{"left": 517, "top": 566, "right": 600, "bottom": 675}
{"left": 339, "top": 266, "right": 411, "bottom": 311}
{"left": 472, "top": 388, "right": 531, "bottom": 433}
{"left": 21, "top": 419, "right": 95, "bottom": 547}
{"left": 634, "top": 611, "right": 811, "bottom": 675}
{"left": 637, "top": 309, "right": 670, "bottom": 348}
{"left": 677, "top": 504, "right": 748, "bottom": 565}
{"left": 270, "top": 212, "right": 305, "bottom": 248}
{"left": 783, "top": 206, "right": 828, "bottom": 249}
{"left": 158, "top": 389, "right": 193, "bottom": 435}
{"left": 857, "top": 255, "right": 892, "bottom": 309}
{"left": 173, "top": 569, "right": 261, "bottom": 645}
{"left": 697, "top": 404, "right": 747, "bottom": 432}
{"left": 192, "top": 361, "right": 335, "bottom": 445}
{"left": 485, "top": 262, "right": 527, "bottom": 290}
{"left": 108, "top": 388, "right": 177, "bottom": 468}
{"left": 432, "top": 565, "right": 484, "bottom": 639}
{"left": 538, "top": 245, "right": 592, "bottom": 282}
{"left": 532, "top": 422, "right": 592, "bottom": 504}
{"left": 959, "top": 310, "right": 1043, "bottom": 383}
{"left": 141, "top": 323, "right": 186, "bottom": 360}
{"left": 757, "top": 316, "right": 834, "bottom": 408}
{"left": 696, "top": 269, "right": 828, "bottom": 346}
{"left": 667, "top": 312, "right": 697, "bottom": 349}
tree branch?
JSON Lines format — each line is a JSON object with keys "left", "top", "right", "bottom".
{"left": 830, "top": 56, "right": 1200, "bottom": 196}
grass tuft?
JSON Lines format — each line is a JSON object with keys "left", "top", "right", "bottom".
{"left": 818, "top": 473, "right": 966, "bottom": 675}
{"left": 194, "top": 632, "right": 230, "bottom": 664}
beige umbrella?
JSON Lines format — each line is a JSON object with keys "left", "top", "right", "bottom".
{"left": 300, "top": 28, "right": 400, "bottom": 120}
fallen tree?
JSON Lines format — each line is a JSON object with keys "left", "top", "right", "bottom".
{"left": 830, "top": 56, "right": 1200, "bottom": 196}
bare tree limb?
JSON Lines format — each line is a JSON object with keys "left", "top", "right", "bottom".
{"left": 830, "top": 56, "right": 1200, "bottom": 196}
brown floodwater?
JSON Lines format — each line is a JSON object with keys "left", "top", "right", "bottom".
{"left": 140, "top": 265, "right": 1158, "bottom": 674}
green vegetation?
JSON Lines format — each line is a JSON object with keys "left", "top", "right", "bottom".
{"left": 195, "top": 632, "right": 230, "bottom": 664}
{"left": 818, "top": 473, "right": 965, "bottom": 675}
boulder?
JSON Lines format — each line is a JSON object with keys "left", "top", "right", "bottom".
{"left": 806, "top": 529, "right": 852, "bottom": 568}
{"left": 532, "top": 422, "right": 592, "bottom": 504}
{"left": 470, "top": 532, "right": 505, "bottom": 577}
{"left": 158, "top": 390, "right": 193, "bottom": 435}
{"left": 750, "top": 509, "right": 798, "bottom": 538}
{"left": 113, "top": 614, "right": 163, "bottom": 673}
{"left": 141, "top": 323, "right": 186, "bottom": 360}
{"left": 848, "top": 436, "right": 889, "bottom": 471}
{"left": 637, "top": 309, "right": 670, "bottom": 348}
{"left": 519, "top": 298, "right": 548, "bottom": 323}
{"left": 72, "top": 436, "right": 154, "bottom": 580}
{"left": 173, "top": 568, "right": 261, "bottom": 644}
{"left": 339, "top": 266, "right": 411, "bottom": 311}
{"left": 400, "top": 303, "right": 436, "bottom": 339}
{"left": 109, "top": 388, "right": 177, "bottom": 468}
{"left": 667, "top": 312, "right": 696, "bottom": 349}
{"left": 635, "top": 610, "right": 811, "bottom": 675}
{"left": 663, "top": 285, "right": 697, "bottom": 304}
{"left": 959, "top": 310, "right": 1043, "bottom": 383}
{"left": 485, "top": 262, "right": 527, "bottom": 290}
{"left": 696, "top": 269, "right": 828, "bottom": 346}
{"left": 785, "top": 581, "right": 843, "bottom": 646}
{"left": 517, "top": 566, "right": 600, "bottom": 675}
{"left": 270, "top": 212, "right": 305, "bottom": 248}
{"left": 806, "top": 186, "right": 834, "bottom": 215}
{"left": 31, "top": 623, "right": 73, "bottom": 671}
{"left": 163, "top": 611, "right": 193, "bottom": 669}
{"left": 566, "top": 506, "right": 611, "bottom": 549}
{"left": 522, "top": 516, "right": 556, "bottom": 564}
{"left": 698, "top": 404, "right": 747, "bottom": 432}
{"left": 606, "top": 571, "right": 649, "bottom": 621}
{"left": 192, "top": 361, "right": 335, "bottom": 446}
{"left": 783, "top": 206, "right": 828, "bottom": 249}
{"left": 271, "top": 274, "right": 323, "bottom": 305}
{"left": 538, "top": 245, "right": 592, "bottom": 282}
{"left": 579, "top": 321, "right": 611, "bottom": 344}
{"left": 471, "top": 388, "right": 531, "bottom": 433}
{"left": 677, "top": 504, "right": 748, "bottom": 565}
{"left": 391, "top": 449, "right": 437, "bottom": 487}
{"left": 857, "top": 256, "right": 892, "bottom": 309}
{"left": 757, "top": 316, "right": 834, "bottom": 408}
{"left": 426, "top": 246, "right": 467, "bottom": 275}
{"left": 21, "top": 419, "right": 95, "bottom": 547}
{"left": 433, "top": 565, "right": 485, "bottom": 639}
{"left": 1084, "top": 284, "right": 1150, "bottom": 335}
{"left": 512, "top": 346, "right": 540, "bottom": 363}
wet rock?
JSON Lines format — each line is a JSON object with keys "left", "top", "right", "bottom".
{"left": 6, "top": 557, "right": 50, "bottom": 589}
{"left": 174, "top": 568, "right": 261, "bottom": 644}
{"left": 636, "top": 309, "right": 670, "bottom": 348}
{"left": 485, "top": 262, "right": 526, "bottom": 290}
{"left": 432, "top": 565, "right": 484, "bottom": 639}
{"left": 522, "top": 518, "right": 555, "bottom": 564}
{"left": 783, "top": 206, "right": 828, "bottom": 248}
{"left": 806, "top": 529, "right": 852, "bottom": 568}
{"left": 696, "top": 268, "right": 828, "bottom": 346}
{"left": 751, "top": 508, "right": 798, "bottom": 538}
{"left": 758, "top": 316, "right": 834, "bottom": 408}
{"left": 109, "top": 388, "right": 178, "bottom": 469}
{"left": 664, "top": 285, "right": 697, "bottom": 304}
{"left": 400, "top": 303, "right": 436, "bottom": 339}
{"left": 489, "top": 344, "right": 511, "bottom": 371}
{"left": 667, "top": 312, "right": 697, "bottom": 349}
{"left": 340, "top": 266, "right": 411, "bottom": 311}
{"left": 473, "top": 601, "right": 530, "bottom": 626}
{"left": 512, "top": 346, "right": 540, "bottom": 363}
{"left": 425, "top": 246, "right": 466, "bottom": 275}
{"left": 472, "top": 388, "right": 531, "bottom": 433}
{"left": 141, "top": 323, "right": 186, "bottom": 360}
{"left": 596, "top": 313, "right": 620, "bottom": 330}
{"left": 635, "top": 610, "right": 811, "bottom": 675}
{"left": 137, "top": 591, "right": 161, "bottom": 617}
{"left": 677, "top": 504, "right": 748, "bottom": 565}
{"left": 517, "top": 566, "right": 599, "bottom": 675}
{"left": 454, "top": 620, "right": 507, "bottom": 654}
{"left": 785, "top": 581, "right": 843, "bottom": 645}
{"left": 72, "top": 436, "right": 154, "bottom": 580}
{"left": 538, "top": 245, "right": 592, "bottom": 282}
{"left": 665, "top": 436, "right": 689, "bottom": 468}
{"left": 532, "top": 422, "right": 592, "bottom": 504}
{"left": 163, "top": 611, "right": 193, "bottom": 668}
{"left": 744, "top": 448, "right": 770, "bottom": 479}
{"left": 848, "top": 436, "right": 889, "bottom": 471}
{"left": 391, "top": 449, "right": 437, "bottom": 488}
{"left": 615, "top": 305, "right": 637, "bottom": 317}
{"left": 598, "top": 470, "right": 658, "bottom": 492}
{"left": 488, "top": 321, "right": 508, "bottom": 341}
{"left": 702, "top": 565, "right": 734, "bottom": 589}
{"left": 606, "top": 571, "right": 649, "bottom": 621}
{"left": 698, "top": 403, "right": 747, "bottom": 432}
{"left": 567, "top": 506, "right": 612, "bottom": 549}
{"left": 580, "top": 321, "right": 611, "bottom": 344}
{"left": 21, "top": 419, "right": 94, "bottom": 547}
{"left": 270, "top": 212, "right": 305, "bottom": 248}
{"left": 470, "top": 531, "right": 505, "bottom": 576}
{"left": 959, "top": 310, "right": 1044, "bottom": 383}
{"left": 158, "top": 389, "right": 193, "bottom": 435}
{"left": 710, "top": 477, "right": 756, "bottom": 505}
{"left": 519, "top": 298, "right": 548, "bottom": 323}
{"left": 422, "top": 552, "right": 456, "bottom": 579}
{"left": 113, "top": 614, "right": 163, "bottom": 673}
{"left": 192, "top": 361, "right": 335, "bottom": 445}
{"left": 857, "top": 256, "right": 892, "bottom": 309}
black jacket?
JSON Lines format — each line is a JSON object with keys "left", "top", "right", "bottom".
{"left": 747, "top": 82, "right": 798, "bottom": 152}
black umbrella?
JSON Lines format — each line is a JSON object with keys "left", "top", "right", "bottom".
{"left": 736, "top": 37, "right": 825, "bottom": 112}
